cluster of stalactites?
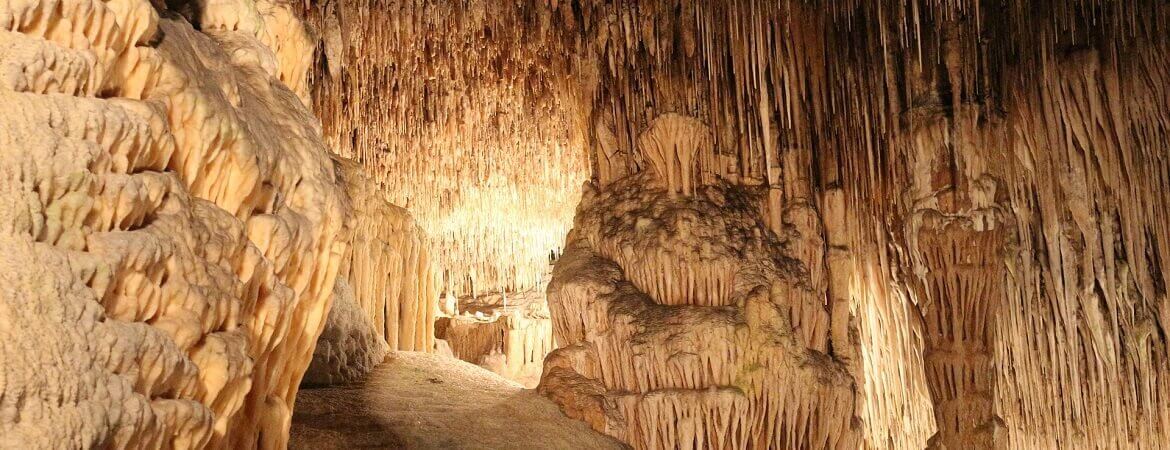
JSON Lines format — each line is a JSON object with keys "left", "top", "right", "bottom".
{"left": 340, "top": 160, "right": 439, "bottom": 353}
{"left": 580, "top": 0, "right": 1167, "bottom": 193}
{"left": 597, "top": 243, "right": 736, "bottom": 307}
{"left": 301, "top": 0, "right": 591, "bottom": 297}
{"left": 569, "top": 0, "right": 1170, "bottom": 447}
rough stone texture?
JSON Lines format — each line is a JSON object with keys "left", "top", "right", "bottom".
{"left": 0, "top": 0, "right": 348, "bottom": 447}
{"left": 539, "top": 172, "right": 860, "bottom": 449}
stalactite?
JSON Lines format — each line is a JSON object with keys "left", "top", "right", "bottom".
{"left": 300, "top": 0, "right": 591, "bottom": 297}
{"left": 990, "top": 41, "right": 1170, "bottom": 449}
{"left": 538, "top": 174, "right": 856, "bottom": 449}
{"left": 338, "top": 160, "right": 439, "bottom": 353}
{"left": 549, "top": 1, "right": 1170, "bottom": 448}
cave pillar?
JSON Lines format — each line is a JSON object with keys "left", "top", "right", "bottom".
{"left": 901, "top": 107, "right": 1011, "bottom": 448}
{"left": 913, "top": 218, "right": 1008, "bottom": 449}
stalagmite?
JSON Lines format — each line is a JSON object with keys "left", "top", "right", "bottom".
{"left": 539, "top": 171, "right": 860, "bottom": 449}
{"left": 0, "top": 0, "right": 348, "bottom": 447}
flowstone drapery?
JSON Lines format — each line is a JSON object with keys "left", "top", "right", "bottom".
{"left": 0, "top": 0, "right": 348, "bottom": 447}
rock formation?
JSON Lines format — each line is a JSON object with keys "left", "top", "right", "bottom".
{"left": 302, "top": 278, "right": 388, "bottom": 386}
{"left": 436, "top": 286, "right": 556, "bottom": 387}
{"left": 4, "top": 0, "right": 1168, "bottom": 448}
{"left": 337, "top": 160, "right": 438, "bottom": 353}
{"left": 301, "top": 0, "right": 589, "bottom": 298}
{"left": 0, "top": 0, "right": 348, "bottom": 447}
{"left": 539, "top": 163, "right": 860, "bottom": 448}
{"left": 295, "top": 0, "right": 1168, "bottom": 447}
{"left": 304, "top": 161, "right": 439, "bottom": 385}
{"left": 535, "top": 1, "right": 1170, "bottom": 448}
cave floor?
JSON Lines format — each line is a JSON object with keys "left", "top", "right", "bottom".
{"left": 290, "top": 351, "right": 625, "bottom": 449}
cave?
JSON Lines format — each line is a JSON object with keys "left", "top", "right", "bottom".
{"left": 0, "top": 0, "right": 1168, "bottom": 449}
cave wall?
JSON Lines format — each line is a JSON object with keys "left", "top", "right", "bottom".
{"left": 0, "top": 0, "right": 349, "bottom": 447}
{"left": 551, "top": 0, "right": 1170, "bottom": 448}
{"left": 304, "top": 159, "right": 439, "bottom": 385}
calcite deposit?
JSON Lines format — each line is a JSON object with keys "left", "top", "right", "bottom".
{"left": 302, "top": 0, "right": 589, "bottom": 298}
{"left": 436, "top": 286, "right": 556, "bottom": 387}
{"left": 334, "top": 161, "right": 438, "bottom": 353}
{"left": 0, "top": 0, "right": 348, "bottom": 447}
{"left": 304, "top": 161, "right": 439, "bottom": 385}
{"left": 302, "top": 278, "right": 388, "bottom": 386}
{"left": 539, "top": 171, "right": 860, "bottom": 449}
{"left": 294, "top": 0, "right": 1169, "bottom": 447}
{"left": 538, "top": 1, "right": 1170, "bottom": 448}
{"left": 5, "top": 0, "right": 1169, "bottom": 448}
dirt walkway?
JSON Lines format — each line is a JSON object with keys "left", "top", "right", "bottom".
{"left": 291, "top": 352, "right": 626, "bottom": 449}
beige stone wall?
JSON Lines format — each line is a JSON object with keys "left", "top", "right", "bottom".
{"left": 0, "top": 0, "right": 348, "bottom": 447}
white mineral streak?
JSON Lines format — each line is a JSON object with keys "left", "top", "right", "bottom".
{"left": 0, "top": 0, "right": 348, "bottom": 447}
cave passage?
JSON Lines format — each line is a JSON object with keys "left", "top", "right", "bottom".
{"left": 1, "top": 0, "right": 1168, "bottom": 449}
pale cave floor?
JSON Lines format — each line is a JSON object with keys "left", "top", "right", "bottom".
{"left": 290, "top": 352, "right": 626, "bottom": 449}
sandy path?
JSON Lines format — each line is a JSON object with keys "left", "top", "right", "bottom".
{"left": 291, "top": 352, "right": 626, "bottom": 449}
